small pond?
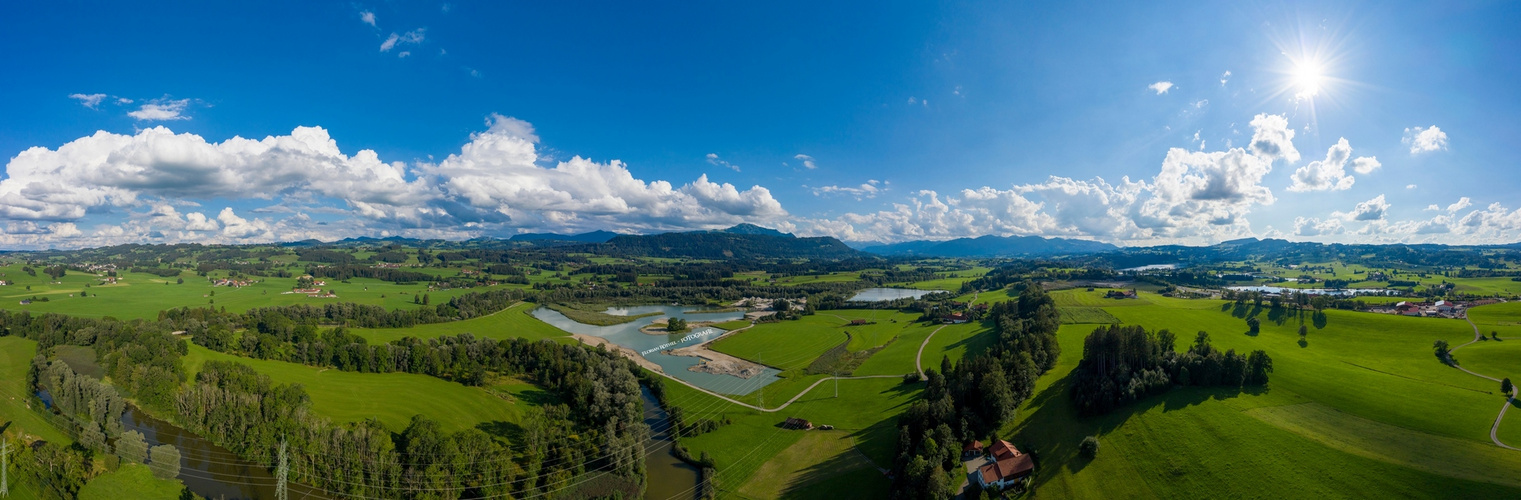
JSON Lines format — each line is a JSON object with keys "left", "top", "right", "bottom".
{"left": 848, "top": 288, "right": 938, "bottom": 302}
{"left": 530, "top": 305, "right": 781, "bottom": 395}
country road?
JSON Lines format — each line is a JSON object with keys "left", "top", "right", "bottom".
{"left": 916, "top": 289, "right": 978, "bottom": 378}
{"left": 1452, "top": 316, "right": 1518, "bottom": 451}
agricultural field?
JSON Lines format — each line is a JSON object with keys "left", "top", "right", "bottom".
{"left": 349, "top": 302, "right": 573, "bottom": 344}
{"left": 0, "top": 263, "right": 512, "bottom": 320}
{"left": 998, "top": 290, "right": 1521, "bottom": 498}
{"left": 182, "top": 345, "right": 544, "bottom": 434}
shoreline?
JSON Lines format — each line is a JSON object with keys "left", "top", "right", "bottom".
{"left": 665, "top": 323, "right": 767, "bottom": 378}
{"left": 570, "top": 334, "right": 666, "bottom": 374}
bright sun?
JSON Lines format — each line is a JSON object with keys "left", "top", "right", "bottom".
{"left": 1292, "top": 59, "right": 1324, "bottom": 98}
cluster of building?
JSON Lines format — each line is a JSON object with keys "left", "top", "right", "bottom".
{"left": 964, "top": 439, "right": 1034, "bottom": 491}
{"left": 212, "top": 278, "right": 252, "bottom": 287}
{"left": 1105, "top": 289, "right": 1139, "bottom": 299}
{"left": 1375, "top": 300, "right": 1489, "bottom": 318}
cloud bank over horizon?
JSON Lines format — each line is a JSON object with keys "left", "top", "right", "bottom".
{"left": 2, "top": 113, "right": 1518, "bottom": 250}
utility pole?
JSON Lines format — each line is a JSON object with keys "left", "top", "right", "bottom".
{"left": 2, "top": 438, "right": 9, "bottom": 498}
{"left": 758, "top": 352, "right": 764, "bottom": 410}
{"left": 275, "top": 438, "right": 288, "bottom": 500}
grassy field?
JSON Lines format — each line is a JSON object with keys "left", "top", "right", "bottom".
{"left": 995, "top": 291, "right": 1521, "bottom": 498}
{"left": 734, "top": 430, "right": 886, "bottom": 499}
{"left": 78, "top": 463, "right": 183, "bottom": 500}
{"left": 349, "top": 302, "right": 571, "bottom": 344}
{"left": 711, "top": 310, "right": 927, "bottom": 372}
{"left": 0, "top": 264, "right": 510, "bottom": 320}
{"left": 0, "top": 336, "right": 71, "bottom": 444}
{"left": 1058, "top": 306, "right": 1121, "bottom": 324}
{"left": 673, "top": 376, "right": 915, "bottom": 498}
{"left": 182, "top": 345, "right": 543, "bottom": 434}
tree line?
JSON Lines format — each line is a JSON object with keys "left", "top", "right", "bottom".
{"left": 1070, "top": 325, "right": 1272, "bottom": 415}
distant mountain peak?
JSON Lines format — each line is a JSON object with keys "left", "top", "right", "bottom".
{"left": 717, "top": 223, "right": 793, "bottom": 238}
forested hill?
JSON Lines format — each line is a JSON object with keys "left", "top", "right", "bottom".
{"left": 862, "top": 234, "right": 1117, "bottom": 257}
{"left": 1093, "top": 238, "right": 1517, "bottom": 269}
{"left": 593, "top": 231, "right": 862, "bottom": 260}
{"left": 507, "top": 230, "right": 620, "bottom": 243}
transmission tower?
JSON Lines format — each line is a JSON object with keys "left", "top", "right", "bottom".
{"left": 275, "top": 439, "right": 288, "bottom": 500}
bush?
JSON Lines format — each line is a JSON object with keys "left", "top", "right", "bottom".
{"left": 1079, "top": 436, "right": 1100, "bottom": 458}
{"left": 902, "top": 372, "right": 923, "bottom": 384}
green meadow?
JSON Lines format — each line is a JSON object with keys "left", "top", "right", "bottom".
{"left": 0, "top": 336, "right": 71, "bottom": 443}
{"left": 78, "top": 463, "right": 183, "bottom": 500}
{"left": 182, "top": 344, "right": 545, "bottom": 434}
{"left": 997, "top": 290, "right": 1521, "bottom": 498}
{"left": 349, "top": 302, "right": 572, "bottom": 344}
{"left": 0, "top": 264, "right": 514, "bottom": 320}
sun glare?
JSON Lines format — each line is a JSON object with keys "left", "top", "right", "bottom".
{"left": 1292, "top": 59, "right": 1323, "bottom": 99}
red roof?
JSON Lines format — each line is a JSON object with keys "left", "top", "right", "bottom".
{"left": 989, "top": 440, "right": 1019, "bottom": 460}
{"left": 963, "top": 440, "right": 984, "bottom": 452}
{"left": 978, "top": 454, "right": 1034, "bottom": 483}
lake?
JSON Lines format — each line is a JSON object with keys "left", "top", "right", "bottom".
{"left": 1121, "top": 263, "right": 1178, "bottom": 271}
{"left": 530, "top": 305, "right": 781, "bottom": 395}
{"left": 1227, "top": 285, "right": 1401, "bottom": 297}
{"left": 849, "top": 288, "right": 937, "bottom": 302}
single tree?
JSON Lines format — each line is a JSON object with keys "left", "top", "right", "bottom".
{"left": 1079, "top": 436, "right": 1100, "bottom": 458}
{"left": 1246, "top": 317, "right": 1261, "bottom": 334}
{"left": 1298, "top": 324, "right": 1308, "bottom": 339}
{"left": 117, "top": 430, "right": 149, "bottom": 464}
{"left": 1433, "top": 339, "right": 1451, "bottom": 360}
{"left": 149, "top": 444, "right": 182, "bottom": 480}
{"left": 1504, "top": 378, "right": 1514, "bottom": 396}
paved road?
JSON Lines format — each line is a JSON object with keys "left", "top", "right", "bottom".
{"left": 1451, "top": 316, "right": 1518, "bottom": 450}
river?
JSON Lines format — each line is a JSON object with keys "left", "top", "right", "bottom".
{"left": 120, "top": 405, "right": 330, "bottom": 500}
{"left": 641, "top": 386, "right": 700, "bottom": 500}
{"left": 530, "top": 305, "right": 782, "bottom": 395}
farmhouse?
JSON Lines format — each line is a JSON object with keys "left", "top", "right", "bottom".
{"left": 943, "top": 313, "right": 970, "bottom": 324}
{"left": 850, "top": 319, "right": 870, "bottom": 325}
{"left": 782, "top": 417, "right": 814, "bottom": 430}
{"left": 1106, "top": 289, "right": 1138, "bottom": 299}
{"left": 973, "top": 440, "right": 1034, "bottom": 490}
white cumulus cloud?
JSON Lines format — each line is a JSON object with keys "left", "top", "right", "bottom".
{"left": 1149, "top": 81, "right": 1174, "bottom": 95}
{"left": 1403, "top": 125, "right": 1448, "bottom": 154}
{"left": 69, "top": 93, "right": 108, "bottom": 109}
{"left": 127, "top": 97, "right": 191, "bottom": 121}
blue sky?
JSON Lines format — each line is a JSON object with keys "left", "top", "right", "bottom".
{"left": 2, "top": 1, "right": 1519, "bottom": 248}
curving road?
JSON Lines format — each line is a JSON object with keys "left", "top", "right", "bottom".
{"left": 915, "top": 289, "right": 979, "bottom": 378}
{"left": 1451, "top": 316, "right": 1518, "bottom": 450}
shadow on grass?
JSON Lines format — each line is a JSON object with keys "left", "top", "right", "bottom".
{"left": 476, "top": 420, "right": 524, "bottom": 443}
{"left": 1010, "top": 370, "right": 1263, "bottom": 492}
